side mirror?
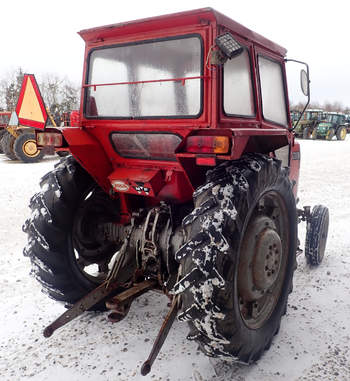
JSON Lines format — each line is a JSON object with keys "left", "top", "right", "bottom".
{"left": 300, "top": 69, "right": 310, "bottom": 97}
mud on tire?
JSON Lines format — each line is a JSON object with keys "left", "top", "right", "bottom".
{"left": 173, "top": 154, "right": 297, "bottom": 363}
{"left": 23, "top": 156, "right": 130, "bottom": 309}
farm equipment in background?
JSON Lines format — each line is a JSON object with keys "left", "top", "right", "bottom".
{"left": 0, "top": 74, "right": 73, "bottom": 162}
{"left": 290, "top": 109, "right": 301, "bottom": 127}
{"left": 312, "top": 111, "right": 347, "bottom": 140}
{"left": 0, "top": 111, "right": 11, "bottom": 154}
{"left": 22, "top": 8, "right": 329, "bottom": 375}
{"left": 294, "top": 109, "right": 324, "bottom": 139}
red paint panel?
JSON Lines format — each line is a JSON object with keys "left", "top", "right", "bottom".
{"left": 108, "top": 167, "right": 164, "bottom": 197}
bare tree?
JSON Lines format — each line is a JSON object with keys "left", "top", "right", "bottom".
{"left": 0, "top": 67, "right": 25, "bottom": 111}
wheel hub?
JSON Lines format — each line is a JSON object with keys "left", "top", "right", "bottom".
{"left": 341, "top": 128, "right": 346, "bottom": 140}
{"left": 238, "top": 216, "right": 282, "bottom": 301}
{"left": 23, "top": 139, "right": 39, "bottom": 157}
{"left": 253, "top": 228, "right": 282, "bottom": 291}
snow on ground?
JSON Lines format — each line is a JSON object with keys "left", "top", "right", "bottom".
{"left": 0, "top": 138, "right": 350, "bottom": 381}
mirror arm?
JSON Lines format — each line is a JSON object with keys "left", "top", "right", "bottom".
{"left": 285, "top": 59, "right": 310, "bottom": 131}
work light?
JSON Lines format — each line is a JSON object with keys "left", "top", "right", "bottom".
{"left": 215, "top": 33, "right": 243, "bottom": 59}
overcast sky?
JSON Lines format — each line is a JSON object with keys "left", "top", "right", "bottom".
{"left": 1, "top": 0, "right": 349, "bottom": 106}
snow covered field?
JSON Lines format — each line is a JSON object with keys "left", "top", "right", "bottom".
{"left": 1, "top": 138, "right": 350, "bottom": 381}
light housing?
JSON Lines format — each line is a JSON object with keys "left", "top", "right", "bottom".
{"left": 185, "top": 136, "right": 230, "bottom": 154}
{"left": 36, "top": 132, "right": 63, "bottom": 147}
{"left": 111, "top": 133, "right": 182, "bottom": 161}
{"left": 215, "top": 33, "right": 243, "bottom": 59}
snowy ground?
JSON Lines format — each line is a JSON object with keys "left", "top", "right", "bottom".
{"left": 0, "top": 137, "right": 350, "bottom": 381}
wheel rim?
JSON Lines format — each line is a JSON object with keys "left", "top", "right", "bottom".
{"left": 22, "top": 139, "right": 40, "bottom": 158}
{"left": 326, "top": 130, "right": 333, "bottom": 140}
{"left": 340, "top": 128, "right": 346, "bottom": 140}
{"left": 238, "top": 191, "right": 289, "bottom": 329}
{"left": 71, "top": 187, "right": 121, "bottom": 284}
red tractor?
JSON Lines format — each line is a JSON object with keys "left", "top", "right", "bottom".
{"left": 23, "top": 8, "right": 329, "bottom": 374}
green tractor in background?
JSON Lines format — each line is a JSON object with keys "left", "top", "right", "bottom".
{"left": 312, "top": 112, "right": 347, "bottom": 141}
{"left": 294, "top": 109, "right": 324, "bottom": 139}
{"left": 290, "top": 109, "right": 301, "bottom": 127}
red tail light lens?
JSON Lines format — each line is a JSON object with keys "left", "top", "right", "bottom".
{"left": 185, "top": 136, "right": 230, "bottom": 154}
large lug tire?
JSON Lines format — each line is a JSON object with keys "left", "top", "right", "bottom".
{"left": 1, "top": 131, "right": 17, "bottom": 160}
{"left": 13, "top": 133, "right": 44, "bottom": 163}
{"left": 336, "top": 126, "right": 347, "bottom": 141}
{"left": 23, "top": 156, "right": 132, "bottom": 310}
{"left": 56, "top": 150, "right": 70, "bottom": 157}
{"left": 305, "top": 205, "right": 329, "bottom": 266}
{"left": 303, "top": 127, "right": 311, "bottom": 139}
{"left": 325, "top": 128, "right": 335, "bottom": 141}
{"left": 0, "top": 129, "right": 6, "bottom": 153}
{"left": 173, "top": 154, "right": 297, "bottom": 363}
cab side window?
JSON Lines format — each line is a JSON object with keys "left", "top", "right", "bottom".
{"left": 258, "top": 56, "right": 288, "bottom": 126}
{"left": 223, "top": 49, "right": 255, "bottom": 117}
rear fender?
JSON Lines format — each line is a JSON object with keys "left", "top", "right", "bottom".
{"left": 61, "top": 127, "right": 113, "bottom": 193}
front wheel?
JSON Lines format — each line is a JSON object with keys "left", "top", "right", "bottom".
{"left": 305, "top": 205, "right": 329, "bottom": 265}
{"left": 174, "top": 154, "right": 297, "bottom": 363}
{"left": 14, "top": 133, "right": 44, "bottom": 163}
{"left": 325, "top": 128, "right": 335, "bottom": 141}
{"left": 1, "top": 131, "right": 17, "bottom": 160}
{"left": 303, "top": 127, "right": 311, "bottom": 139}
{"left": 0, "top": 129, "right": 6, "bottom": 153}
{"left": 336, "top": 127, "right": 347, "bottom": 141}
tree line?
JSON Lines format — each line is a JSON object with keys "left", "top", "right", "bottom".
{"left": 0, "top": 67, "right": 80, "bottom": 115}
{"left": 291, "top": 101, "right": 350, "bottom": 114}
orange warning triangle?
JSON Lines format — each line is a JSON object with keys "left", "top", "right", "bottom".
{"left": 16, "top": 74, "right": 48, "bottom": 129}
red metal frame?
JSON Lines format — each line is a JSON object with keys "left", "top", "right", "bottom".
{"left": 0, "top": 112, "right": 10, "bottom": 129}
{"left": 59, "top": 8, "right": 299, "bottom": 218}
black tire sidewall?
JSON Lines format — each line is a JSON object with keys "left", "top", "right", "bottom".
{"left": 228, "top": 176, "right": 297, "bottom": 357}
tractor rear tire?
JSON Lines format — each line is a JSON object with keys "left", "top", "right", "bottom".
{"left": 14, "top": 133, "right": 44, "bottom": 163}
{"left": 173, "top": 154, "right": 297, "bottom": 363}
{"left": 336, "top": 127, "right": 347, "bottom": 141}
{"left": 1, "top": 132, "right": 17, "bottom": 160}
{"left": 0, "top": 129, "right": 6, "bottom": 153}
{"left": 305, "top": 205, "right": 329, "bottom": 266}
{"left": 23, "top": 156, "right": 132, "bottom": 310}
{"left": 56, "top": 151, "right": 70, "bottom": 157}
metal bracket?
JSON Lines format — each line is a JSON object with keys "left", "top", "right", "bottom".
{"left": 106, "top": 279, "right": 157, "bottom": 322}
{"left": 297, "top": 206, "right": 311, "bottom": 223}
{"left": 43, "top": 280, "right": 121, "bottom": 338}
{"left": 140, "top": 204, "right": 170, "bottom": 278}
{"left": 141, "top": 296, "right": 179, "bottom": 376}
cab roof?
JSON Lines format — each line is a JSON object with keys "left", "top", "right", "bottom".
{"left": 79, "top": 8, "right": 287, "bottom": 56}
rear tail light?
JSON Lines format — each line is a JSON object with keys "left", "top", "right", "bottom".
{"left": 185, "top": 136, "right": 230, "bottom": 154}
{"left": 37, "top": 132, "right": 63, "bottom": 147}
